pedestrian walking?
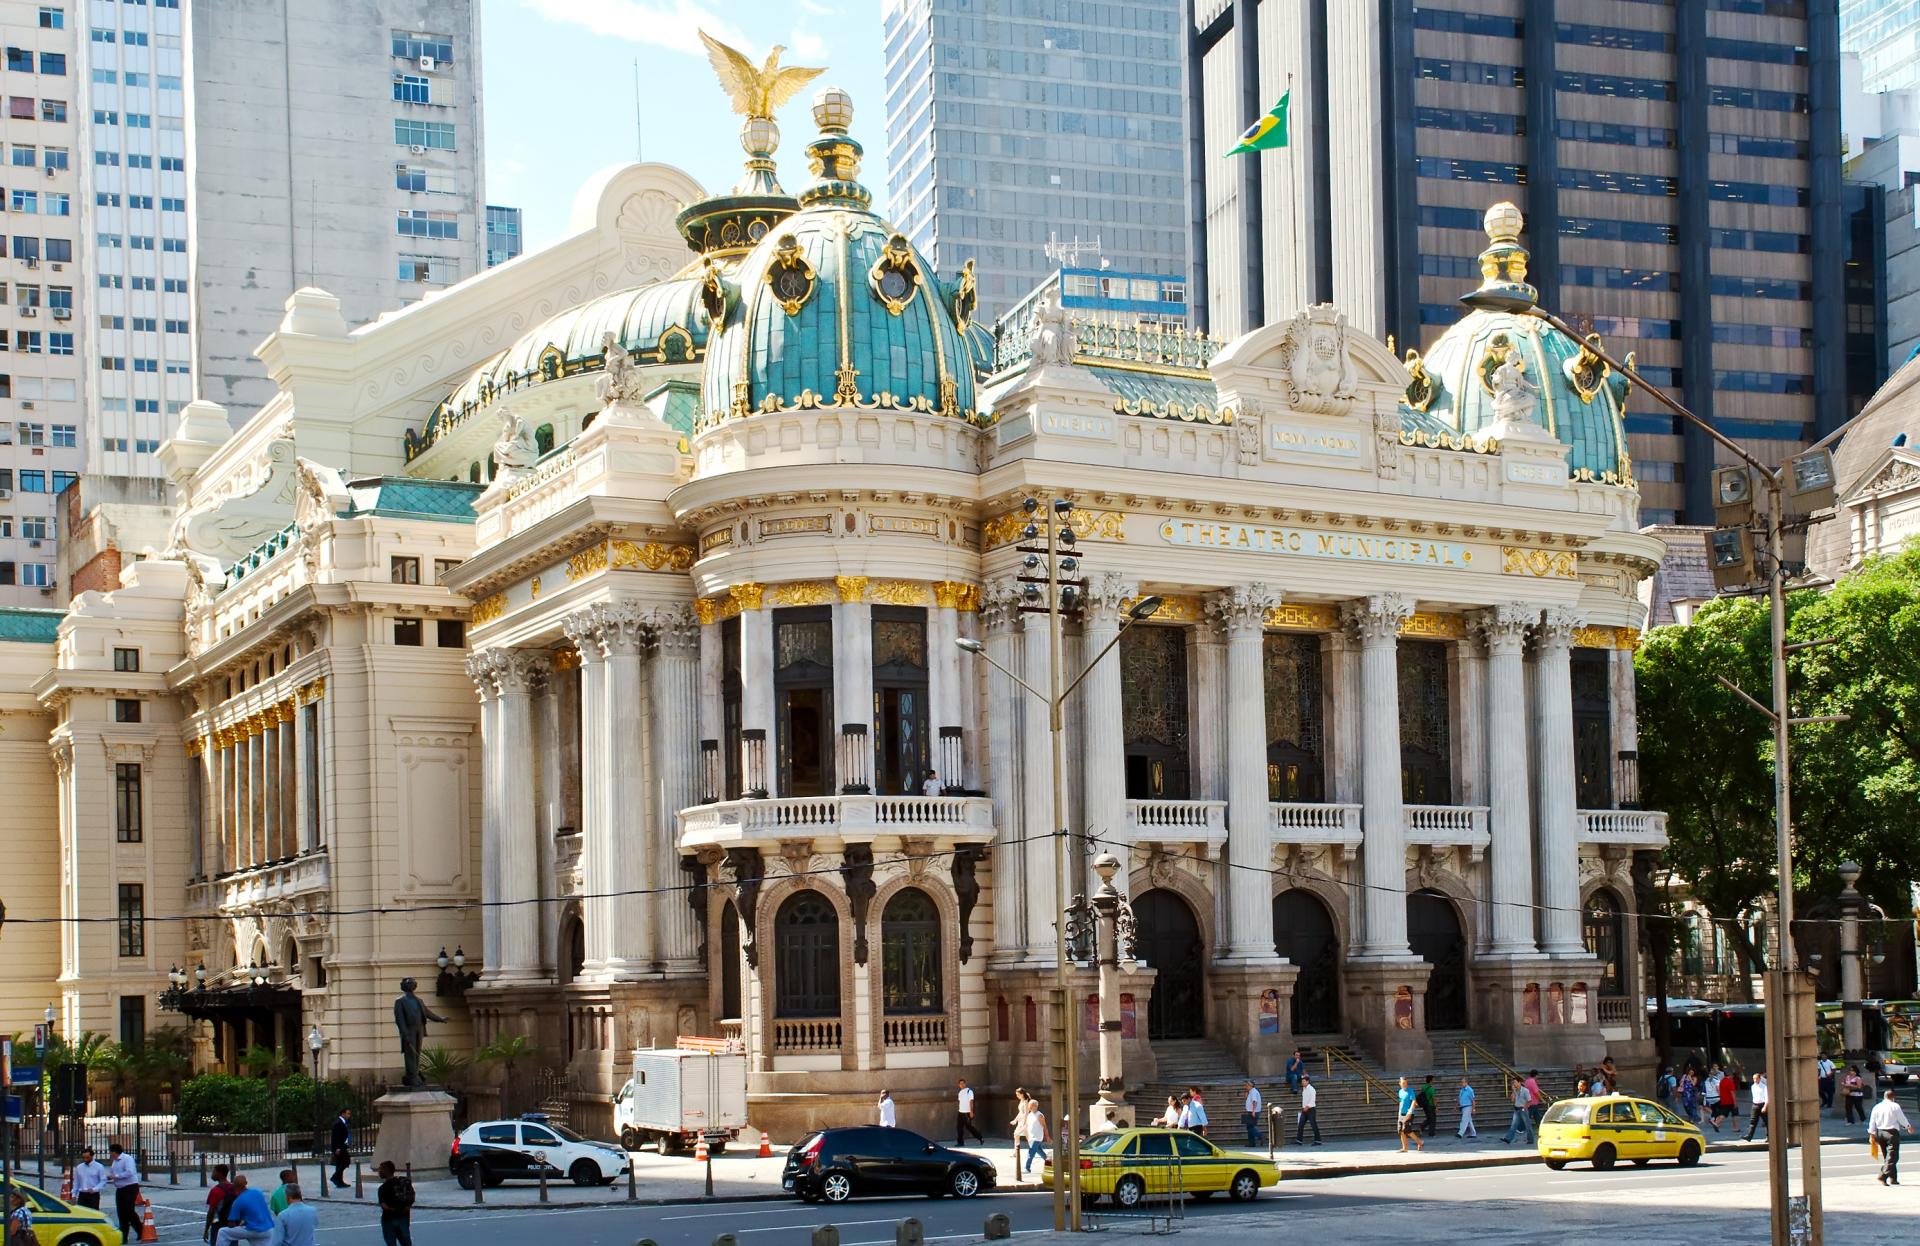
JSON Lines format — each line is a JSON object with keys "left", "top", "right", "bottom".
{"left": 1419, "top": 1074, "right": 1438, "bottom": 1137}
{"left": 1242, "top": 1081, "right": 1264, "bottom": 1147}
{"left": 268, "top": 1169, "right": 297, "bottom": 1216}
{"left": 106, "top": 1141, "right": 142, "bottom": 1246}
{"left": 1456, "top": 1077, "right": 1477, "bottom": 1138}
{"left": 1183, "top": 1087, "right": 1210, "bottom": 1136}
{"left": 213, "top": 1174, "right": 273, "bottom": 1246}
{"left": 1158, "top": 1094, "right": 1180, "bottom": 1127}
{"left": 1871, "top": 1088, "right": 1914, "bottom": 1185}
{"left": 268, "top": 1184, "right": 317, "bottom": 1246}
{"left": 1715, "top": 1068, "right": 1738, "bottom": 1131}
{"left": 1703, "top": 1065, "right": 1727, "bottom": 1132}
{"left": 1022, "top": 1100, "right": 1049, "bottom": 1177}
{"left": 1744, "top": 1073, "right": 1771, "bottom": 1141}
{"left": 204, "top": 1163, "right": 236, "bottom": 1245}
{"left": 1817, "top": 1055, "right": 1836, "bottom": 1110}
{"left": 70, "top": 1147, "right": 107, "bottom": 1210}
{"left": 1285, "top": 1049, "right": 1305, "bottom": 1095}
{"left": 1598, "top": 1057, "right": 1619, "bottom": 1095}
{"left": 1396, "top": 1076, "right": 1425, "bottom": 1153}
{"left": 375, "top": 1160, "right": 415, "bottom": 1246}
{"left": 1295, "top": 1074, "right": 1322, "bottom": 1145}
{"left": 1679, "top": 1070, "right": 1701, "bottom": 1125}
{"left": 1010, "top": 1089, "right": 1031, "bottom": 1173}
{"left": 1845, "top": 1065, "right": 1870, "bottom": 1124}
{"left": 1523, "top": 1070, "right": 1545, "bottom": 1132}
{"left": 329, "top": 1109, "right": 352, "bottom": 1188}
{"left": 877, "top": 1088, "right": 897, "bottom": 1128}
{"left": 955, "top": 1078, "right": 985, "bottom": 1145}
{"left": 1502, "top": 1077, "right": 1535, "bottom": 1145}
{"left": 1656, "top": 1066, "right": 1677, "bottom": 1110}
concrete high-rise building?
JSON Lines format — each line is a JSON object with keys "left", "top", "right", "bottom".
{"left": 485, "top": 203, "right": 521, "bottom": 266}
{"left": 881, "top": 0, "right": 1189, "bottom": 317}
{"left": 0, "top": 0, "right": 83, "bottom": 606}
{"left": 1188, "top": 0, "right": 1878, "bottom": 527}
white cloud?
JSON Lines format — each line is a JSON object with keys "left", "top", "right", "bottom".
{"left": 789, "top": 29, "right": 827, "bottom": 61}
{"left": 797, "top": 0, "right": 835, "bottom": 15}
{"left": 517, "top": 0, "right": 749, "bottom": 57}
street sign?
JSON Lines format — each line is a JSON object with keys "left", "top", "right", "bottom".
{"left": 6, "top": 1066, "right": 36, "bottom": 1087}
{"left": 1, "top": 1036, "right": 8, "bottom": 1090}
{"left": 32, "top": 1023, "right": 46, "bottom": 1055}
{"left": 2, "top": 1095, "right": 18, "bottom": 1125}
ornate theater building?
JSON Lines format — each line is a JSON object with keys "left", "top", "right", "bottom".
{"left": 1, "top": 64, "right": 1668, "bottom": 1137}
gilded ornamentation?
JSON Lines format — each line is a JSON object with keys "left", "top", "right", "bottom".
{"left": 1500, "top": 547, "right": 1579, "bottom": 580}
{"left": 530, "top": 576, "right": 542, "bottom": 600}
{"left": 868, "top": 233, "right": 922, "bottom": 315}
{"left": 932, "top": 580, "right": 980, "bottom": 611}
{"left": 1404, "top": 348, "right": 1435, "bottom": 413}
{"left": 833, "top": 360, "right": 861, "bottom": 406}
{"left": 1565, "top": 334, "right": 1609, "bottom": 404}
{"left": 1571, "top": 625, "right": 1613, "bottom": 650}
{"left": 1615, "top": 627, "right": 1642, "bottom": 650}
{"left": 694, "top": 599, "right": 717, "bottom": 626}
{"left": 765, "top": 234, "right": 817, "bottom": 315}
{"left": 700, "top": 527, "right": 734, "bottom": 554}
{"left": 870, "top": 580, "right": 932, "bottom": 606}
{"left": 611, "top": 541, "right": 697, "bottom": 572}
{"left": 470, "top": 593, "right": 506, "bottom": 625}
{"left": 1125, "top": 594, "right": 1201, "bottom": 622}
{"left": 1400, "top": 612, "right": 1467, "bottom": 641}
{"left": 982, "top": 507, "right": 1127, "bottom": 549}
{"left": 835, "top": 575, "right": 869, "bottom": 603}
{"left": 1400, "top": 429, "right": 1497, "bottom": 454}
{"left": 297, "top": 678, "right": 327, "bottom": 705}
{"left": 1112, "top": 396, "right": 1226, "bottom": 424}
{"left": 1265, "top": 602, "right": 1339, "bottom": 631}
{"left": 185, "top": 735, "right": 205, "bottom": 757}
{"left": 729, "top": 582, "right": 765, "bottom": 612}
{"left": 551, "top": 645, "right": 582, "bottom": 672}
{"left": 770, "top": 581, "right": 835, "bottom": 606}
{"left": 951, "top": 258, "right": 977, "bottom": 330}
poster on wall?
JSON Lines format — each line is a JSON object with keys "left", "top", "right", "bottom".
{"left": 1546, "top": 982, "right": 1566, "bottom": 1025}
{"left": 1394, "top": 985, "right": 1415, "bottom": 1030}
{"left": 1522, "top": 983, "right": 1541, "bottom": 1025}
{"left": 1259, "top": 989, "right": 1281, "bottom": 1036}
{"left": 1085, "top": 993, "right": 1100, "bottom": 1037}
{"left": 1121, "top": 993, "right": 1137, "bottom": 1039}
{"left": 1570, "top": 982, "right": 1590, "bottom": 1026}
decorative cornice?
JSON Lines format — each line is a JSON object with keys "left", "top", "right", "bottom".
{"left": 982, "top": 507, "right": 1127, "bottom": 550}
{"left": 1501, "top": 546, "right": 1579, "bottom": 580}
{"left": 870, "top": 579, "right": 932, "bottom": 606}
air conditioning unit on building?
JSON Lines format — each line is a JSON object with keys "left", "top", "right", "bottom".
{"left": 19, "top": 306, "right": 35, "bottom": 317}
{"left": 0, "top": 488, "right": 13, "bottom": 500}
{"left": 19, "top": 401, "right": 32, "bottom": 410}
{"left": 409, "top": 144, "right": 427, "bottom": 155}
{"left": 37, "top": 587, "right": 51, "bottom": 596}
{"left": 43, "top": 167, "right": 53, "bottom": 178}
{"left": 420, "top": 55, "right": 436, "bottom": 71}
{"left": 23, "top": 258, "right": 37, "bottom": 268}
{"left": 51, "top": 307, "right": 68, "bottom": 319}
{"left": 49, "top": 263, "right": 62, "bottom": 272}
{"left": 28, "top": 538, "right": 40, "bottom": 547}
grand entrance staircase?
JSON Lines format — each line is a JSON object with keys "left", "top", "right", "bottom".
{"left": 1137, "top": 1031, "right": 1585, "bottom": 1146}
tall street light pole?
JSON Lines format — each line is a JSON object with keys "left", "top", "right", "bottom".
{"left": 959, "top": 522, "right": 1160, "bottom": 1235}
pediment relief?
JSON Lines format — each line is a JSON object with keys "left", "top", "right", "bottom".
{"left": 1839, "top": 447, "right": 1920, "bottom": 506}
{"left": 1210, "top": 302, "right": 1409, "bottom": 420}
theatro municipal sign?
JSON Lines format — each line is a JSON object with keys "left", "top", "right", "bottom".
{"left": 1158, "top": 518, "right": 1476, "bottom": 568}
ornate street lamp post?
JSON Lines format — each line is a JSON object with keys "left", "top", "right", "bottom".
{"left": 1086, "top": 853, "right": 1136, "bottom": 1129}
{"left": 307, "top": 1026, "right": 327, "bottom": 1160}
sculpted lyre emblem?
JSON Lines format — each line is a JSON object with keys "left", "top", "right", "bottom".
{"left": 697, "top": 31, "right": 825, "bottom": 119}
{"left": 1282, "top": 304, "right": 1358, "bottom": 413}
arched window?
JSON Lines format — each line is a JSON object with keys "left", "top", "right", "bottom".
{"left": 774, "top": 891, "right": 840, "bottom": 1017}
{"left": 880, "top": 888, "right": 942, "bottom": 1013}
{"left": 1583, "top": 891, "right": 1627, "bottom": 996}
{"left": 468, "top": 461, "right": 480, "bottom": 483}
{"left": 560, "top": 914, "right": 585, "bottom": 984}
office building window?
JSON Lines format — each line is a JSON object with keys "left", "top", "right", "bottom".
{"left": 117, "top": 884, "right": 143, "bottom": 956}
{"left": 20, "top": 515, "right": 46, "bottom": 538}
{"left": 115, "top": 762, "right": 141, "bottom": 841}
{"left": 397, "top": 254, "right": 457, "bottom": 283}
{"left": 38, "top": 52, "right": 64, "bottom": 75}
{"left": 1557, "top": 23, "right": 1670, "bottom": 52}
{"left": 394, "top": 74, "right": 431, "bottom": 103}
{"left": 113, "top": 646, "right": 139, "bottom": 672}
{"left": 8, "top": 98, "right": 31, "bottom": 121}
{"left": 10, "top": 145, "right": 34, "bottom": 167}
{"left": 118, "top": 997, "right": 144, "bottom": 1047}
{"left": 50, "top": 423, "right": 73, "bottom": 446}
{"left": 393, "top": 119, "right": 455, "bottom": 150}
{"left": 394, "top": 618, "right": 422, "bottom": 646}
{"left": 38, "top": 7, "right": 63, "bottom": 29}
{"left": 390, "top": 555, "right": 420, "bottom": 584}
{"left": 48, "top": 332, "right": 70, "bottom": 354}
{"left": 395, "top": 209, "right": 458, "bottom": 239}
{"left": 391, "top": 31, "right": 453, "bottom": 63}
{"left": 113, "top": 697, "right": 141, "bottom": 722}
{"left": 5, "top": 49, "right": 31, "bottom": 72}
{"left": 44, "top": 191, "right": 66, "bottom": 214}
{"left": 19, "top": 469, "right": 45, "bottom": 491}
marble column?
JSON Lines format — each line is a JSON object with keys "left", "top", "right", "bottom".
{"left": 561, "top": 611, "right": 613, "bottom": 975}
{"left": 280, "top": 710, "right": 298, "bottom": 856}
{"left": 1325, "top": 631, "right": 1360, "bottom": 806}
{"left": 833, "top": 581, "right": 875, "bottom": 792}
{"left": 260, "top": 723, "right": 277, "bottom": 861}
{"left": 493, "top": 650, "right": 548, "bottom": 978}
{"left": 1080, "top": 575, "right": 1133, "bottom": 853}
{"left": 536, "top": 660, "right": 564, "bottom": 974}
{"left": 1532, "top": 608, "right": 1585, "bottom": 957}
{"left": 238, "top": 731, "right": 255, "bottom": 868}
{"left": 697, "top": 618, "right": 723, "bottom": 797}
{"left": 737, "top": 587, "right": 773, "bottom": 795}
{"left": 1210, "top": 583, "right": 1280, "bottom": 962}
{"left": 928, "top": 583, "right": 966, "bottom": 790}
{"left": 466, "top": 652, "right": 504, "bottom": 973}
{"left": 1020, "top": 604, "right": 1058, "bottom": 963}
{"left": 212, "top": 743, "right": 229, "bottom": 874}
{"left": 1191, "top": 620, "right": 1228, "bottom": 801}
{"left": 601, "top": 603, "right": 656, "bottom": 972}
{"left": 1342, "top": 593, "right": 1414, "bottom": 958}
{"left": 651, "top": 603, "right": 703, "bottom": 970}
{"left": 981, "top": 577, "right": 1024, "bottom": 959}
{"left": 1474, "top": 604, "right": 1539, "bottom": 958}
{"left": 291, "top": 705, "right": 310, "bottom": 854}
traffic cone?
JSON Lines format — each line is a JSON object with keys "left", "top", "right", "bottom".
{"left": 138, "top": 1196, "right": 159, "bottom": 1242}
{"left": 757, "top": 1130, "right": 772, "bottom": 1158}
{"left": 694, "top": 1136, "right": 709, "bottom": 1163}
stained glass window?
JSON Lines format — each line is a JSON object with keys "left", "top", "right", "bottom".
{"left": 1121, "top": 626, "right": 1190, "bottom": 799}
{"left": 1397, "top": 640, "right": 1452, "bottom": 803}
{"left": 1571, "top": 650, "right": 1614, "bottom": 808}
{"left": 873, "top": 608, "right": 929, "bottom": 794}
{"left": 880, "top": 888, "right": 942, "bottom": 1013}
{"left": 1264, "top": 633, "right": 1325, "bottom": 801}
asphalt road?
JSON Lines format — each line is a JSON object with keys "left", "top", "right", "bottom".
{"left": 140, "top": 1142, "right": 1915, "bottom": 1246}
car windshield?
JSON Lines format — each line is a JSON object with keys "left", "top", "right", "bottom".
{"left": 1082, "top": 1133, "right": 1128, "bottom": 1154}
{"left": 1543, "top": 1103, "right": 1590, "bottom": 1125}
{"left": 549, "top": 1123, "right": 586, "bottom": 1142}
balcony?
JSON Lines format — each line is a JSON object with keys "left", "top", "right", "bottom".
{"left": 1269, "top": 802, "right": 1363, "bottom": 848}
{"left": 1576, "top": 808, "right": 1669, "bottom": 849}
{"left": 1405, "top": 805, "right": 1490, "bottom": 857}
{"left": 215, "top": 849, "right": 329, "bottom": 913}
{"left": 772, "top": 1017, "right": 843, "bottom": 1054}
{"left": 882, "top": 1015, "right": 949, "bottom": 1050}
{"left": 1597, "top": 995, "right": 1636, "bottom": 1027}
{"left": 678, "top": 794, "right": 995, "bottom": 850}
{"left": 1123, "top": 799, "right": 1227, "bottom": 851}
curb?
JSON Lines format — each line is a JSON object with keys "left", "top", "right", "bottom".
{"left": 403, "top": 1181, "right": 1053, "bottom": 1212}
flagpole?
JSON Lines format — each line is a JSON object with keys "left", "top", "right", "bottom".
{"left": 1286, "top": 71, "right": 1301, "bottom": 312}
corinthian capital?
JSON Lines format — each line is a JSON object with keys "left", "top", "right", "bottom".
{"left": 649, "top": 602, "right": 701, "bottom": 656}
{"left": 1340, "top": 592, "right": 1414, "bottom": 645}
{"left": 1206, "top": 583, "right": 1280, "bottom": 636}
{"left": 1532, "top": 606, "right": 1582, "bottom": 651}
{"left": 464, "top": 649, "right": 503, "bottom": 698}
{"left": 596, "top": 600, "right": 653, "bottom": 657}
{"left": 978, "top": 574, "right": 1023, "bottom": 632}
{"left": 1469, "top": 603, "right": 1538, "bottom": 655}
{"left": 1082, "top": 573, "right": 1137, "bottom": 627}
{"left": 492, "top": 650, "right": 550, "bottom": 695}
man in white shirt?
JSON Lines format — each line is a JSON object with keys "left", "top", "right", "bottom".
{"left": 877, "top": 1089, "right": 897, "bottom": 1129}
{"left": 922, "top": 770, "right": 941, "bottom": 797}
{"left": 1295, "top": 1075, "right": 1322, "bottom": 1145}
{"left": 1870, "top": 1088, "right": 1914, "bottom": 1185}
{"left": 1242, "top": 1081, "right": 1264, "bottom": 1147}
{"left": 69, "top": 1147, "right": 108, "bottom": 1210}
{"left": 1743, "top": 1073, "right": 1770, "bottom": 1142}
{"left": 955, "top": 1078, "right": 984, "bottom": 1145}
{"left": 1817, "top": 1055, "right": 1836, "bottom": 1110}
{"left": 106, "top": 1142, "right": 142, "bottom": 1244}
{"left": 1022, "top": 1103, "right": 1048, "bottom": 1177}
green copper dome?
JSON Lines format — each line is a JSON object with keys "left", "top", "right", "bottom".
{"left": 699, "top": 87, "right": 981, "bottom": 428}
{"left": 1401, "top": 203, "right": 1635, "bottom": 487}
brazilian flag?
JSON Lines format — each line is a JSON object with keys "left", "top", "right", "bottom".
{"left": 1226, "top": 90, "right": 1290, "bottom": 156}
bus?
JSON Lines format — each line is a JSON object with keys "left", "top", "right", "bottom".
{"left": 1648, "top": 999, "right": 1768, "bottom": 1079}
{"left": 1817, "top": 1000, "right": 1920, "bottom": 1083}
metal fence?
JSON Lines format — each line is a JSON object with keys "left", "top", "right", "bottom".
{"left": 1081, "top": 1150, "right": 1186, "bottom": 1233}
{"left": 4, "top": 1107, "right": 384, "bottom": 1187}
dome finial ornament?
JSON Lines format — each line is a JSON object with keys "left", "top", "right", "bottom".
{"left": 797, "top": 86, "right": 871, "bottom": 209}
{"left": 1459, "top": 199, "right": 1537, "bottom": 313}
{"left": 698, "top": 32, "right": 824, "bottom": 197}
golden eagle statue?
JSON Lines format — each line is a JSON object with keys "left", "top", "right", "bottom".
{"left": 698, "top": 31, "right": 825, "bottom": 119}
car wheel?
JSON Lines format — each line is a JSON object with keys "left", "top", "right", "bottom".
{"left": 821, "top": 1172, "right": 854, "bottom": 1203}
{"left": 950, "top": 1167, "right": 981, "bottom": 1199}
{"left": 1591, "top": 1143, "right": 1617, "bottom": 1171}
{"left": 655, "top": 1135, "right": 674, "bottom": 1156}
{"left": 1678, "top": 1141, "right": 1702, "bottom": 1168}
{"left": 1114, "top": 1175, "right": 1146, "bottom": 1209}
{"left": 57, "top": 1235, "right": 102, "bottom": 1246}
{"left": 455, "top": 1162, "right": 482, "bottom": 1190}
{"left": 1228, "top": 1170, "right": 1261, "bottom": 1202}
{"left": 1543, "top": 1159, "right": 1567, "bottom": 1171}
{"left": 620, "top": 1128, "right": 640, "bottom": 1151}
{"left": 570, "top": 1159, "right": 601, "bottom": 1187}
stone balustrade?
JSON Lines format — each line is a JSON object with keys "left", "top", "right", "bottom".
{"left": 1122, "top": 798, "right": 1228, "bottom": 849}
{"left": 882, "top": 1015, "right": 949, "bottom": 1049}
{"left": 216, "top": 848, "right": 330, "bottom": 913}
{"left": 1404, "top": 804, "right": 1492, "bottom": 852}
{"left": 1268, "top": 801, "right": 1364, "bottom": 847}
{"left": 772, "top": 1017, "right": 843, "bottom": 1054}
{"left": 1576, "top": 808, "right": 1669, "bottom": 848}
{"left": 678, "top": 794, "right": 996, "bottom": 849}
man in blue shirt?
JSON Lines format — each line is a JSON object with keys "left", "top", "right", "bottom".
{"left": 1396, "top": 1076, "right": 1425, "bottom": 1153}
{"left": 214, "top": 1173, "right": 275, "bottom": 1245}
{"left": 268, "top": 1184, "right": 318, "bottom": 1246}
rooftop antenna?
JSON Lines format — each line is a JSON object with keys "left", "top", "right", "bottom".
{"left": 1043, "top": 231, "right": 1104, "bottom": 269}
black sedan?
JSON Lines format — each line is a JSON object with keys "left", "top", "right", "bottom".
{"left": 783, "top": 1126, "right": 997, "bottom": 1203}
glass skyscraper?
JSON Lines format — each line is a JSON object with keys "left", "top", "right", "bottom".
{"left": 1843, "top": 0, "right": 1920, "bottom": 93}
{"left": 882, "top": 0, "right": 1189, "bottom": 317}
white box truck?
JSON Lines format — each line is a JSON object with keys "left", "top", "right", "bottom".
{"left": 614, "top": 1041, "right": 749, "bottom": 1154}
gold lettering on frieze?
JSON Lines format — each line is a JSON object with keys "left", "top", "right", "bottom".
{"left": 1399, "top": 612, "right": 1466, "bottom": 640}
{"left": 983, "top": 507, "right": 1128, "bottom": 549}
{"left": 1125, "top": 594, "right": 1201, "bottom": 622}
{"left": 611, "top": 541, "right": 697, "bottom": 572}
{"left": 933, "top": 580, "right": 980, "bottom": 611}
{"left": 758, "top": 514, "right": 832, "bottom": 539}
{"left": 871, "top": 514, "right": 941, "bottom": 537}
{"left": 770, "top": 581, "right": 836, "bottom": 606}
{"left": 566, "top": 542, "right": 611, "bottom": 582}
{"left": 1500, "top": 546, "right": 1578, "bottom": 580}
{"left": 1264, "top": 602, "right": 1339, "bottom": 631}
{"left": 870, "top": 580, "right": 931, "bottom": 606}
{"left": 700, "top": 527, "right": 734, "bottom": 554}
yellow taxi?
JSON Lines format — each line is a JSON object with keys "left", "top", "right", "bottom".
{"left": 1538, "top": 1094, "right": 1706, "bottom": 1171}
{"left": 4, "top": 1180, "right": 124, "bottom": 1246}
{"left": 1043, "top": 1126, "right": 1281, "bottom": 1207}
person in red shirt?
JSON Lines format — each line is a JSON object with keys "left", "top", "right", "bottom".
{"left": 1717, "top": 1070, "right": 1739, "bottom": 1126}
{"left": 203, "top": 1163, "right": 235, "bottom": 1244}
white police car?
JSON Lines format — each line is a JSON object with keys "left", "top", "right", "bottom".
{"left": 451, "top": 1113, "right": 630, "bottom": 1188}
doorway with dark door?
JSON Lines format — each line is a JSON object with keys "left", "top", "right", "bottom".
{"left": 1134, "top": 888, "right": 1206, "bottom": 1040}
{"left": 1407, "top": 889, "right": 1468, "bottom": 1030}
{"left": 1273, "top": 889, "right": 1341, "bottom": 1034}
{"left": 774, "top": 607, "right": 835, "bottom": 796}
{"left": 871, "top": 606, "right": 930, "bottom": 795}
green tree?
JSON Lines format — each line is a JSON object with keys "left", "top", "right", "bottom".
{"left": 241, "top": 1045, "right": 299, "bottom": 1133}
{"left": 475, "top": 1034, "right": 539, "bottom": 1115}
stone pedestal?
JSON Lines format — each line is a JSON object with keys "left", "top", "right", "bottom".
{"left": 1344, "top": 960, "right": 1434, "bottom": 1072}
{"left": 1207, "top": 963, "right": 1301, "bottom": 1077}
{"left": 1088, "top": 1099, "right": 1136, "bottom": 1133}
{"left": 1471, "top": 959, "right": 1608, "bottom": 1069}
{"left": 372, "top": 1089, "right": 458, "bottom": 1175}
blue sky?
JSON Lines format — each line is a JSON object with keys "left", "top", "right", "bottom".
{"left": 480, "top": 0, "right": 890, "bottom": 252}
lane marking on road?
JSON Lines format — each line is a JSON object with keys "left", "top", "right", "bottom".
{"left": 660, "top": 1207, "right": 916, "bottom": 1222}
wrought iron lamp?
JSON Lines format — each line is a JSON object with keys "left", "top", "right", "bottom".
{"left": 435, "top": 945, "right": 479, "bottom": 996}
